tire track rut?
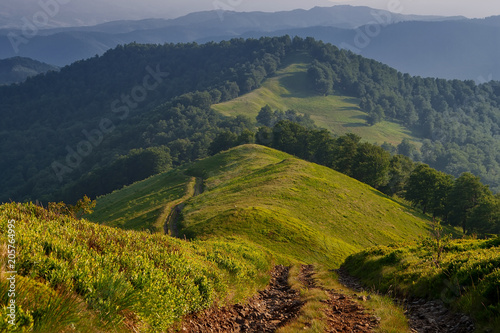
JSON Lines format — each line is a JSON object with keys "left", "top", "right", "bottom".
{"left": 180, "top": 265, "right": 303, "bottom": 332}
{"left": 162, "top": 177, "right": 203, "bottom": 238}
{"left": 299, "top": 265, "right": 380, "bottom": 333}
{"left": 335, "top": 267, "right": 475, "bottom": 333}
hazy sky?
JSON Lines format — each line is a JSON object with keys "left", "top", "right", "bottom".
{"left": 2, "top": 0, "right": 500, "bottom": 29}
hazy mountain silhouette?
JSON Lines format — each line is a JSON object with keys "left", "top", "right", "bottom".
{"left": 0, "top": 56, "right": 58, "bottom": 85}
{"left": 2, "top": 5, "right": 498, "bottom": 80}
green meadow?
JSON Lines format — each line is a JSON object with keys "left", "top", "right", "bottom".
{"left": 212, "top": 59, "right": 420, "bottom": 147}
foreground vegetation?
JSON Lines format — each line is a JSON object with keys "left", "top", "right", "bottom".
{"left": 344, "top": 236, "right": 500, "bottom": 331}
{"left": 0, "top": 203, "right": 274, "bottom": 332}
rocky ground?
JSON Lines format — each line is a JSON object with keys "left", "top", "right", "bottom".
{"left": 179, "top": 265, "right": 381, "bottom": 332}
{"left": 404, "top": 299, "right": 475, "bottom": 333}
{"left": 179, "top": 265, "right": 303, "bottom": 332}
{"left": 179, "top": 265, "right": 475, "bottom": 332}
{"left": 299, "top": 265, "right": 380, "bottom": 333}
{"left": 335, "top": 267, "right": 475, "bottom": 333}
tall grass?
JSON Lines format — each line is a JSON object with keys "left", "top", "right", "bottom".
{"left": 343, "top": 237, "right": 500, "bottom": 331}
{"left": 0, "top": 203, "right": 273, "bottom": 332}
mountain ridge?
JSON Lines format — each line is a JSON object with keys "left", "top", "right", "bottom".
{"left": 0, "top": 143, "right": 433, "bottom": 331}
{"left": 90, "top": 143, "right": 432, "bottom": 265}
{"left": 0, "top": 5, "right": 470, "bottom": 71}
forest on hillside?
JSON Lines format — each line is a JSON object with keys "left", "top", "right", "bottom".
{"left": 306, "top": 38, "right": 500, "bottom": 191}
{"left": 0, "top": 37, "right": 290, "bottom": 203}
{"left": 1, "top": 36, "right": 500, "bottom": 205}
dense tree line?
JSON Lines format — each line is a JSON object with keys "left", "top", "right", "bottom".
{"left": 405, "top": 166, "right": 499, "bottom": 234}
{"left": 0, "top": 37, "right": 291, "bottom": 203}
{"left": 256, "top": 105, "right": 315, "bottom": 128}
{"left": 301, "top": 37, "right": 500, "bottom": 192}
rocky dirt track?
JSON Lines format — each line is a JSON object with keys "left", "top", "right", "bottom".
{"left": 180, "top": 265, "right": 476, "bottom": 332}
{"left": 180, "top": 265, "right": 382, "bottom": 332}
{"left": 180, "top": 265, "right": 303, "bottom": 332}
{"left": 300, "top": 265, "right": 380, "bottom": 333}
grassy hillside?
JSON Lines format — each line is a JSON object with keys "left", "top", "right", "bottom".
{"left": 87, "top": 170, "right": 192, "bottom": 232}
{"left": 343, "top": 237, "right": 500, "bottom": 331}
{"left": 212, "top": 56, "right": 420, "bottom": 147}
{"left": 0, "top": 203, "right": 273, "bottom": 332}
{"left": 2, "top": 145, "right": 436, "bottom": 331}
{"left": 181, "top": 144, "right": 429, "bottom": 266}
{"left": 93, "top": 144, "right": 431, "bottom": 267}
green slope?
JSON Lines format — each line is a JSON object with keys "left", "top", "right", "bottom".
{"left": 344, "top": 238, "right": 500, "bottom": 331}
{"left": 212, "top": 57, "right": 420, "bottom": 147}
{"left": 87, "top": 170, "right": 191, "bottom": 232}
{"left": 181, "top": 144, "right": 429, "bottom": 265}
{"left": 93, "top": 144, "right": 431, "bottom": 267}
{"left": 3, "top": 144, "right": 434, "bottom": 331}
{"left": 0, "top": 203, "right": 273, "bottom": 332}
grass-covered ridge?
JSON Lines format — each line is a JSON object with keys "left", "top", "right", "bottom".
{"left": 87, "top": 169, "right": 192, "bottom": 232}
{"left": 180, "top": 144, "right": 431, "bottom": 266}
{"left": 0, "top": 203, "right": 273, "bottom": 332}
{"left": 343, "top": 237, "right": 500, "bottom": 331}
{"left": 212, "top": 55, "right": 420, "bottom": 147}
{"left": 92, "top": 144, "right": 431, "bottom": 268}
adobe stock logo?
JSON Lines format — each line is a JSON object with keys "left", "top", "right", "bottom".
{"left": 51, "top": 65, "right": 169, "bottom": 182}
{"left": 8, "top": 0, "right": 72, "bottom": 54}
{"left": 213, "top": 0, "right": 243, "bottom": 21}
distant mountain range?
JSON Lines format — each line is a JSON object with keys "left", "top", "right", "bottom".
{"left": 0, "top": 5, "right": 498, "bottom": 80}
{"left": 0, "top": 56, "right": 58, "bottom": 85}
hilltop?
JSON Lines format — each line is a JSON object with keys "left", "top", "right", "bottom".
{"left": 212, "top": 55, "right": 420, "bottom": 147}
{"left": 91, "top": 144, "right": 431, "bottom": 266}
{"left": 0, "top": 144, "right": 434, "bottom": 331}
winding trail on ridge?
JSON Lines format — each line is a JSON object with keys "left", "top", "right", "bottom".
{"left": 161, "top": 180, "right": 383, "bottom": 331}
{"left": 161, "top": 176, "right": 203, "bottom": 237}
